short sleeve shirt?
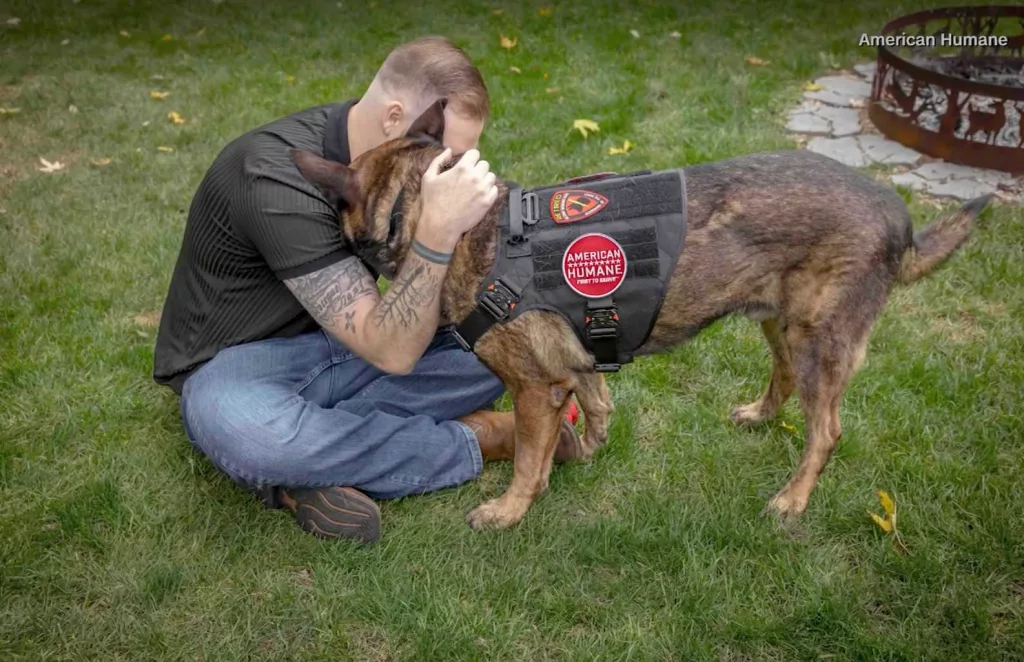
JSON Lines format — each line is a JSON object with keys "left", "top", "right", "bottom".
{"left": 153, "top": 99, "right": 361, "bottom": 394}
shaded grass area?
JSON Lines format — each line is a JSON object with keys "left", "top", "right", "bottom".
{"left": 2, "top": 0, "right": 1023, "bottom": 659}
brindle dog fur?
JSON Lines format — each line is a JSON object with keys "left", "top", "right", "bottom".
{"left": 292, "top": 102, "right": 992, "bottom": 531}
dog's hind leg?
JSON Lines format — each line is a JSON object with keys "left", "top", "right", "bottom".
{"left": 730, "top": 317, "right": 796, "bottom": 427}
{"left": 765, "top": 301, "right": 878, "bottom": 519}
{"left": 465, "top": 382, "right": 571, "bottom": 530}
{"left": 573, "top": 372, "right": 613, "bottom": 458}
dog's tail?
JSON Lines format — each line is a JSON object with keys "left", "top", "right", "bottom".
{"left": 897, "top": 194, "right": 994, "bottom": 285}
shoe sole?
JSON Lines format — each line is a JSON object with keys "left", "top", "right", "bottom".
{"left": 286, "top": 487, "right": 382, "bottom": 544}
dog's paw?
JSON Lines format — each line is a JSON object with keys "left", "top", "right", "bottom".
{"left": 729, "top": 402, "right": 770, "bottom": 427}
{"left": 762, "top": 489, "right": 808, "bottom": 520}
{"left": 580, "top": 426, "right": 608, "bottom": 459}
{"left": 465, "top": 499, "right": 524, "bottom": 531}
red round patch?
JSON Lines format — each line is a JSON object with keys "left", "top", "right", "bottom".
{"left": 561, "top": 233, "right": 628, "bottom": 298}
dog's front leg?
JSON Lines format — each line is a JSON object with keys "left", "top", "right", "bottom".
{"left": 466, "top": 383, "right": 569, "bottom": 531}
{"left": 573, "top": 372, "right": 613, "bottom": 458}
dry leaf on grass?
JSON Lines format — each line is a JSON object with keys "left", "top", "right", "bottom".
{"left": 61, "top": 39, "right": 70, "bottom": 46}
{"left": 161, "top": 34, "right": 173, "bottom": 41}
{"left": 149, "top": 90, "right": 169, "bottom": 100}
{"left": 545, "top": 86, "right": 560, "bottom": 94}
{"left": 119, "top": 30, "right": 129, "bottom": 37}
{"left": 6, "top": 17, "right": 21, "bottom": 26}
{"left": 499, "top": 34, "right": 517, "bottom": 49}
{"left": 779, "top": 421, "right": 798, "bottom": 433}
{"left": 804, "top": 82, "right": 823, "bottom": 91}
{"left": 285, "top": 75, "right": 296, "bottom": 84}
{"left": 156, "top": 145, "right": 174, "bottom": 153}
{"left": 0, "top": 107, "right": 21, "bottom": 114}
{"left": 572, "top": 118, "right": 600, "bottom": 138}
{"left": 745, "top": 56, "right": 769, "bottom": 66}
{"left": 90, "top": 158, "right": 113, "bottom": 166}
{"left": 133, "top": 310, "right": 162, "bottom": 327}
{"left": 509, "top": 66, "right": 521, "bottom": 74}
{"left": 538, "top": 7, "right": 552, "bottom": 16}
{"left": 867, "top": 489, "right": 909, "bottom": 554}
{"left": 670, "top": 31, "right": 681, "bottom": 38}
{"left": 608, "top": 139, "right": 632, "bottom": 155}
{"left": 38, "top": 158, "right": 66, "bottom": 173}
{"left": 168, "top": 110, "right": 185, "bottom": 125}
{"left": 492, "top": 8, "right": 503, "bottom": 15}
{"left": 68, "top": 104, "right": 78, "bottom": 113}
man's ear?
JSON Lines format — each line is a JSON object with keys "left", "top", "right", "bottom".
{"left": 405, "top": 98, "right": 447, "bottom": 142}
{"left": 290, "top": 149, "right": 360, "bottom": 207}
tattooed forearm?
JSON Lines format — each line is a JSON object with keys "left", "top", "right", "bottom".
{"left": 370, "top": 259, "right": 443, "bottom": 332}
{"left": 284, "top": 257, "right": 378, "bottom": 328}
{"left": 342, "top": 310, "right": 357, "bottom": 333}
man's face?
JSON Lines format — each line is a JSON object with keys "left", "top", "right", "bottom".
{"left": 440, "top": 107, "right": 483, "bottom": 154}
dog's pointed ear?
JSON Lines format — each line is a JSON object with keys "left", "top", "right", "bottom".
{"left": 290, "top": 149, "right": 360, "bottom": 207}
{"left": 406, "top": 98, "right": 447, "bottom": 142}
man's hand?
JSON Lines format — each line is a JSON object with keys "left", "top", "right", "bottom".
{"left": 417, "top": 148, "right": 499, "bottom": 252}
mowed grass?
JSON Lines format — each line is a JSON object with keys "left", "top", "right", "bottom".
{"left": 2, "top": 0, "right": 1023, "bottom": 659}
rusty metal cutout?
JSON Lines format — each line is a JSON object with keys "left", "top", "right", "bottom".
{"left": 869, "top": 6, "right": 1024, "bottom": 173}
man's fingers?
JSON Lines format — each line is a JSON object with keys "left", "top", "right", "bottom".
{"left": 425, "top": 147, "right": 452, "bottom": 178}
{"left": 482, "top": 172, "right": 497, "bottom": 188}
{"left": 472, "top": 160, "right": 491, "bottom": 178}
{"left": 482, "top": 184, "right": 500, "bottom": 207}
{"left": 456, "top": 148, "right": 480, "bottom": 170}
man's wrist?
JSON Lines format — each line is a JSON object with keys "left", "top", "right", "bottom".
{"left": 414, "top": 217, "right": 460, "bottom": 254}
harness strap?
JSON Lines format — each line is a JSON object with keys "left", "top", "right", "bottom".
{"left": 585, "top": 297, "right": 622, "bottom": 372}
{"left": 452, "top": 276, "right": 522, "bottom": 352}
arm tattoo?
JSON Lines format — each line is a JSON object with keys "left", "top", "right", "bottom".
{"left": 342, "top": 310, "right": 357, "bottom": 333}
{"left": 284, "top": 257, "right": 378, "bottom": 328}
{"left": 371, "top": 260, "right": 443, "bottom": 331}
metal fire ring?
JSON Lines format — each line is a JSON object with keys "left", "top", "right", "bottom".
{"left": 869, "top": 6, "right": 1024, "bottom": 173}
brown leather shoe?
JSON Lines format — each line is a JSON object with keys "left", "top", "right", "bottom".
{"left": 274, "top": 486, "right": 381, "bottom": 544}
{"left": 458, "top": 410, "right": 583, "bottom": 463}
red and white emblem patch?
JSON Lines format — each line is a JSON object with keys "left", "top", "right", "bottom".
{"left": 562, "top": 233, "right": 628, "bottom": 298}
{"left": 549, "top": 189, "right": 608, "bottom": 224}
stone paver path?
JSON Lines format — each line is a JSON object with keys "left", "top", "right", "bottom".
{"left": 785, "top": 62, "right": 1022, "bottom": 203}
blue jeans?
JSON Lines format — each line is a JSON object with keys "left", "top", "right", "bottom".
{"left": 179, "top": 327, "right": 506, "bottom": 499}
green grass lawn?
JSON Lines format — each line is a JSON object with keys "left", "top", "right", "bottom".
{"left": 2, "top": 0, "right": 1023, "bottom": 659}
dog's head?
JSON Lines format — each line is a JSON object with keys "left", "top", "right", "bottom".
{"left": 290, "top": 100, "right": 457, "bottom": 280}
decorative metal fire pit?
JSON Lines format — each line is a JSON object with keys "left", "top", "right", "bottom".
{"left": 870, "top": 6, "right": 1024, "bottom": 173}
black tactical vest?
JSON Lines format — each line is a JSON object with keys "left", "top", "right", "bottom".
{"left": 453, "top": 169, "right": 688, "bottom": 372}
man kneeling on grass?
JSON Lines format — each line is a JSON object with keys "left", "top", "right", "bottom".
{"left": 153, "top": 37, "right": 582, "bottom": 544}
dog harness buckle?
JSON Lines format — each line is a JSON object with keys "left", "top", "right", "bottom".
{"left": 585, "top": 300, "right": 622, "bottom": 373}
{"left": 452, "top": 276, "right": 523, "bottom": 352}
{"left": 506, "top": 189, "right": 540, "bottom": 258}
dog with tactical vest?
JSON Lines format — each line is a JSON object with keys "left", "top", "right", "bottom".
{"left": 291, "top": 99, "right": 993, "bottom": 531}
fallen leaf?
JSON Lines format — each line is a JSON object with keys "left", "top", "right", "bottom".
{"left": 61, "top": 39, "right": 70, "bottom": 45}
{"left": 492, "top": 8, "right": 503, "bottom": 15}
{"left": 68, "top": 104, "right": 78, "bottom": 113}
{"left": 151, "top": 74, "right": 165, "bottom": 80}
{"left": 195, "top": 28, "right": 205, "bottom": 37}
{"left": 119, "top": 30, "right": 130, "bottom": 37}
{"left": 804, "top": 82, "right": 823, "bottom": 91}
{"left": 90, "top": 157, "right": 113, "bottom": 166}
{"left": 133, "top": 310, "right": 161, "bottom": 327}
{"left": 537, "top": 7, "right": 552, "bottom": 16}
{"left": 38, "top": 157, "right": 66, "bottom": 173}
{"left": 868, "top": 511, "right": 893, "bottom": 533}
{"left": 499, "top": 34, "right": 517, "bottom": 49}
{"left": 543, "top": 72, "right": 548, "bottom": 79}
{"left": 669, "top": 31, "right": 681, "bottom": 38}
{"left": 630, "top": 29, "right": 640, "bottom": 38}
{"left": 509, "top": 66, "right": 521, "bottom": 74}
{"left": 608, "top": 139, "right": 632, "bottom": 155}
{"left": 285, "top": 75, "right": 296, "bottom": 84}
{"left": 0, "top": 107, "right": 21, "bottom": 114}
{"left": 149, "top": 90, "right": 169, "bottom": 100}
{"left": 142, "top": 120, "right": 150, "bottom": 127}
{"left": 779, "top": 421, "right": 798, "bottom": 433}
{"left": 572, "top": 118, "right": 600, "bottom": 139}
{"left": 877, "top": 489, "right": 895, "bottom": 517}
{"left": 168, "top": 110, "right": 185, "bottom": 125}
{"left": 6, "top": 17, "right": 20, "bottom": 26}
{"left": 161, "top": 34, "right": 173, "bottom": 41}
{"left": 156, "top": 145, "right": 174, "bottom": 153}
{"left": 745, "top": 56, "right": 769, "bottom": 66}
{"left": 545, "top": 86, "right": 560, "bottom": 94}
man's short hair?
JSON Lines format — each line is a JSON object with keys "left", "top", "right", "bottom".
{"left": 377, "top": 36, "right": 490, "bottom": 120}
